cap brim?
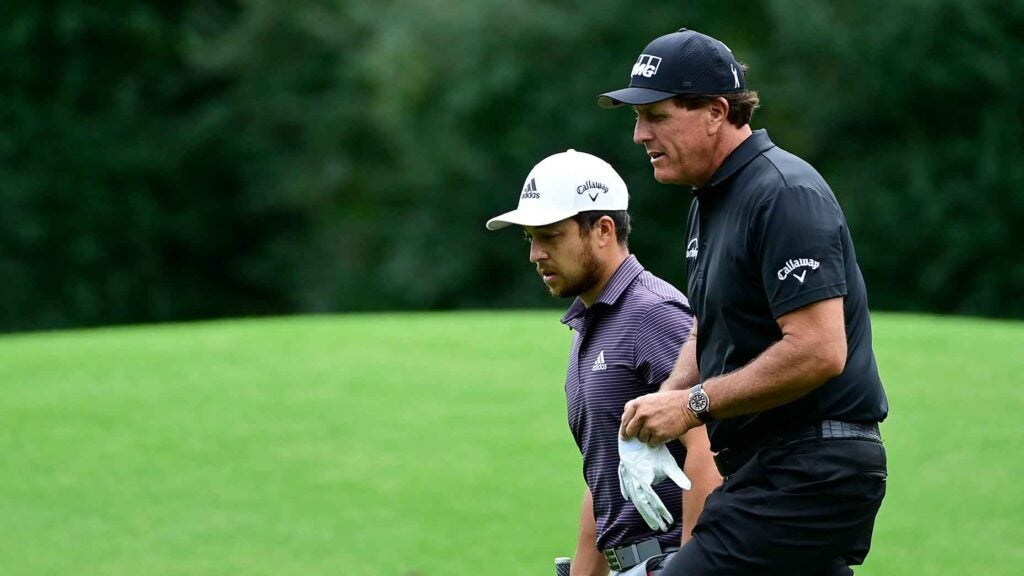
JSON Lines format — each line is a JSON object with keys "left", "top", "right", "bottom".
{"left": 485, "top": 207, "right": 578, "bottom": 231}
{"left": 597, "top": 87, "right": 678, "bottom": 109}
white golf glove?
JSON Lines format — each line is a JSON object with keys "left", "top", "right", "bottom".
{"left": 618, "top": 437, "right": 691, "bottom": 532}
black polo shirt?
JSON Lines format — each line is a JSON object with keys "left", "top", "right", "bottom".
{"left": 685, "top": 129, "right": 888, "bottom": 452}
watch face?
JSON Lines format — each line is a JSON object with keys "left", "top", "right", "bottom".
{"left": 689, "top": 390, "right": 709, "bottom": 413}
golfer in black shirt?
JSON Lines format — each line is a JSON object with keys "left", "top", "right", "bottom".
{"left": 598, "top": 29, "right": 889, "bottom": 575}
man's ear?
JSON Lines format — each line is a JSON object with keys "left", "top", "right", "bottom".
{"left": 707, "top": 97, "right": 729, "bottom": 133}
{"left": 596, "top": 215, "right": 617, "bottom": 247}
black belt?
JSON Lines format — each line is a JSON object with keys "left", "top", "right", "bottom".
{"left": 603, "top": 538, "right": 676, "bottom": 572}
{"left": 713, "top": 420, "right": 881, "bottom": 478}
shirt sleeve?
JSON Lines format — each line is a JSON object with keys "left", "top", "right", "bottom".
{"left": 752, "top": 185, "right": 848, "bottom": 318}
{"left": 635, "top": 299, "right": 694, "bottom": 389}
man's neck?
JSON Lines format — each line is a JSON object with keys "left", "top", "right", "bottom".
{"left": 698, "top": 125, "right": 753, "bottom": 188}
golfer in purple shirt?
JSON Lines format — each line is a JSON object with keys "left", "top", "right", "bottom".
{"left": 487, "top": 150, "right": 720, "bottom": 575}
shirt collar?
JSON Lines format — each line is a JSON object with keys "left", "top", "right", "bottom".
{"left": 692, "top": 129, "right": 775, "bottom": 198}
{"left": 560, "top": 255, "right": 645, "bottom": 325}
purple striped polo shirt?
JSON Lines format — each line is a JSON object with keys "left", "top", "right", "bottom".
{"left": 560, "top": 255, "right": 695, "bottom": 551}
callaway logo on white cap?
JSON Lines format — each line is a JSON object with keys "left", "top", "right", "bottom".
{"left": 485, "top": 149, "right": 629, "bottom": 230}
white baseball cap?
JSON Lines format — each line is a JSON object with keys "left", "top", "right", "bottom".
{"left": 486, "top": 149, "right": 629, "bottom": 230}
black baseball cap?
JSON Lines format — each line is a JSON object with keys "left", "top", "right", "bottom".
{"left": 597, "top": 28, "right": 746, "bottom": 109}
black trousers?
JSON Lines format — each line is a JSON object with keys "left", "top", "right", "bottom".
{"left": 662, "top": 438, "right": 887, "bottom": 576}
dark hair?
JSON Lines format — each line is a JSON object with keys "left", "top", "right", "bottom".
{"left": 573, "top": 210, "right": 631, "bottom": 247}
{"left": 670, "top": 64, "right": 760, "bottom": 127}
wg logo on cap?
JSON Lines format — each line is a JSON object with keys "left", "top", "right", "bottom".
{"left": 521, "top": 177, "right": 540, "bottom": 199}
{"left": 631, "top": 54, "right": 662, "bottom": 78}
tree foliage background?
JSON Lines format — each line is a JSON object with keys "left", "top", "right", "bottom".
{"left": 2, "top": 0, "right": 1022, "bottom": 331}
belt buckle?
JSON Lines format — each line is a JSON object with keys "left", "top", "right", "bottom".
{"left": 604, "top": 539, "right": 661, "bottom": 572}
{"left": 602, "top": 541, "right": 643, "bottom": 569}
{"left": 603, "top": 548, "right": 622, "bottom": 571}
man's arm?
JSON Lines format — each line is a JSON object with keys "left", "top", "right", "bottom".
{"left": 660, "top": 325, "right": 718, "bottom": 542}
{"left": 659, "top": 325, "right": 699, "bottom": 392}
{"left": 679, "top": 426, "right": 720, "bottom": 543}
{"left": 700, "top": 296, "right": 846, "bottom": 417}
{"left": 570, "top": 488, "right": 609, "bottom": 576}
{"left": 622, "top": 297, "right": 847, "bottom": 443}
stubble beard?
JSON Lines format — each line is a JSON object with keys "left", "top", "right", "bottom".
{"left": 548, "top": 241, "right": 601, "bottom": 300}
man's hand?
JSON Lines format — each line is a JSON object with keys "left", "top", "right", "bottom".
{"left": 620, "top": 390, "right": 699, "bottom": 445}
{"left": 617, "top": 437, "right": 691, "bottom": 531}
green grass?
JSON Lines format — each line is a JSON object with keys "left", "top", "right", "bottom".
{"left": 0, "top": 311, "right": 1021, "bottom": 575}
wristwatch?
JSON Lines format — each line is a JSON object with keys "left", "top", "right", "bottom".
{"left": 687, "top": 382, "right": 713, "bottom": 423}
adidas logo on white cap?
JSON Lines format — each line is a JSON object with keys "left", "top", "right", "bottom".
{"left": 521, "top": 177, "right": 539, "bottom": 199}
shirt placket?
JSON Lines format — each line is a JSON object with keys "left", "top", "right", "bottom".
{"left": 692, "top": 198, "right": 712, "bottom": 314}
{"left": 569, "top": 320, "right": 589, "bottom": 432}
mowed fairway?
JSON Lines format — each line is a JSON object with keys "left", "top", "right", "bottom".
{"left": 0, "top": 311, "right": 1021, "bottom": 575}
